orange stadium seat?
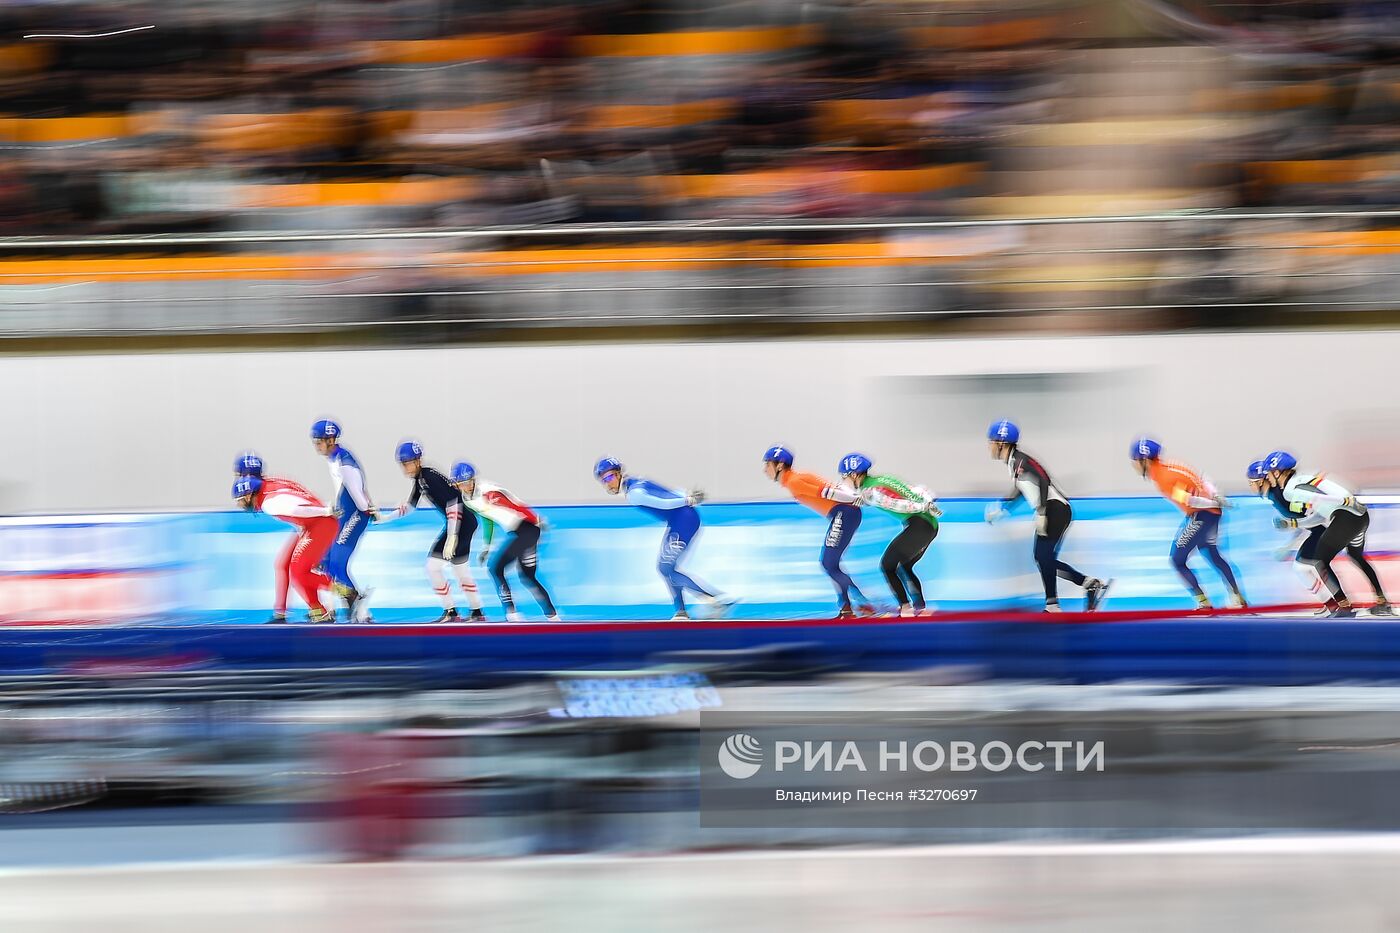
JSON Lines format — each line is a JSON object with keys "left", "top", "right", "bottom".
{"left": 365, "top": 33, "right": 544, "bottom": 64}
{"left": 1249, "top": 158, "right": 1400, "bottom": 187}
{"left": 816, "top": 97, "right": 946, "bottom": 136}
{"left": 664, "top": 164, "right": 980, "bottom": 200}
{"left": 434, "top": 239, "right": 987, "bottom": 276}
{"left": 201, "top": 110, "right": 352, "bottom": 153}
{"left": 0, "top": 255, "right": 361, "bottom": 284}
{"left": 584, "top": 100, "right": 736, "bottom": 130}
{"left": 0, "top": 42, "right": 52, "bottom": 76}
{"left": 573, "top": 26, "right": 819, "bottom": 57}
{"left": 1258, "top": 229, "right": 1400, "bottom": 255}
{"left": 0, "top": 114, "right": 134, "bottom": 143}
{"left": 239, "top": 179, "right": 480, "bottom": 209}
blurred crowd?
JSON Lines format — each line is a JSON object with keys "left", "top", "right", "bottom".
{"left": 0, "top": 0, "right": 1393, "bottom": 236}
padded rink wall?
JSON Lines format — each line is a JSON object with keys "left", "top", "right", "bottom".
{"left": 2, "top": 496, "right": 1398, "bottom": 624}
{"left": 4, "top": 331, "right": 1400, "bottom": 514}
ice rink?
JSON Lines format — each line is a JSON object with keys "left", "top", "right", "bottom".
{"left": 5, "top": 839, "right": 1400, "bottom": 933}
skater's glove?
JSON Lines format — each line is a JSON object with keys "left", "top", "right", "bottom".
{"left": 477, "top": 548, "right": 491, "bottom": 566}
{"left": 1034, "top": 511, "right": 1048, "bottom": 535}
{"left": 1215, "top": 495, "right": 1234, "bottom": 511}
{"left": 685, "top": 489, "right": 706, "bottom": 506}
{"left": 443, "top": 534, "right": 458, "bottom": 562}
{"left": 926, "top": 502, "right": 943, "bottom": 518}
{"left": 1274, "top": 517, "right": 1298, "bottom": 530}
{"left": 984, "top": 502, "right": 1006, "bottom": 524}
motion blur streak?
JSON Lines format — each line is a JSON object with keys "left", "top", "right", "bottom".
{"left": 2, "top": 0, "right": 1400, "bottom": 928}
{"left": 4, "top": 844, "right": 1400, "bottom": 932}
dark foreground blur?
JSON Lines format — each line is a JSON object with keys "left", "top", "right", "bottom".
{"left": 6, "top": 664, "right": 1400, "bottom": 864}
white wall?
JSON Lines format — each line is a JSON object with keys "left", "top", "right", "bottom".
{"left": 4, "top": 330, "right": 1398, "bottom": 512}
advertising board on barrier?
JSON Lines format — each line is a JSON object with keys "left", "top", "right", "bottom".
{"left": 0, "top": 516, "right": 198, "bottom": 623}
{"left": 1, "top": 498, "right": 1397, "bottom": 624}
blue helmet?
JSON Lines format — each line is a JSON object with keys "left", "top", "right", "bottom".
{"left": 762, "top": 445, "right": 794, "bottom": 467}
{"left": 987, "top": 420, "right": 1019, "bottom": 444}
{"left": 1265, "top": 450, "right": 1297, "bottom": 473}
{"left": 396, "top": 441, "right": 423, "bottom": 463}
{"left": 232, "top": 475, "right": 262, "bottom": 500}
{"left": 838, "top": 453, "right": 872, "bottom": 476}
{"left": 451, "top": 461, "right": 476, "bottom": 484}
{"left": 233, "top": 451, "right": 264, "bottom": 477}
{"left": 594, "top": 456, "right": 623, "bottom": 479}
{"left": 310, "top": 419, "right": 341, "bottom": 441}
{"left": 1246, "top": 460, "right": 1269, "bottom": 481}
{"left": 1130, "top": 437, "right": 1162, "bottom": 462}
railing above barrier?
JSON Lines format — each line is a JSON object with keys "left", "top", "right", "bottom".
{"left": 0, "top": 210, "right": 1395, "bottom": 336}
{"left": 0, "top": 209, "right": 1397, "bottom": 247}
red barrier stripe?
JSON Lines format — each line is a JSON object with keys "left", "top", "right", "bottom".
{"left": 0, "top": 602, "right": 1347, "bottom": 631}
{"left": 0, "top": 570, "right": 161, "bottom": 580}
{"left": 317, "top": 602, "right": 1333, "bottom": 636}
{"left": 0, "top": 619, "right": 112, "bottom": 627}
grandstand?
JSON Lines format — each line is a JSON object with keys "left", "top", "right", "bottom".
{"left": 0, "top": 0, "right": 1385, "bottom": 341}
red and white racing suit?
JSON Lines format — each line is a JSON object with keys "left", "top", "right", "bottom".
{"left": 259, "top": 477, "right": 336, "bottom": 615}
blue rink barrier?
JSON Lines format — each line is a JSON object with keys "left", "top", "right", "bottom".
{"left": 4, "top": 496, "right": 1400, "bottom": 624}
{"left": 4, "top": 614, "right": 1400, "bottom": 684}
